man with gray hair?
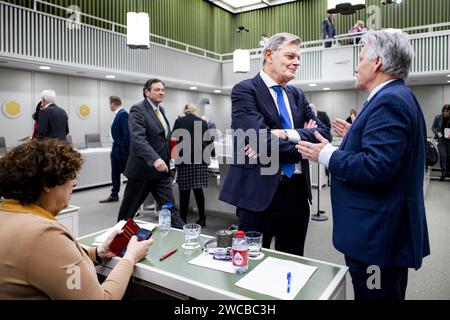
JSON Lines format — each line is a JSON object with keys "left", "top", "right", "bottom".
{"left": 219, "top": 33, "right": 331, "bottom": 256}
{"left": 37, "top": 90, "right": 69, "bottom": 141}
{"left": 297, "top": 30, "right": 430, "bottom": 300}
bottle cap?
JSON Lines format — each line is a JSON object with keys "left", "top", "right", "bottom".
{"left": 235, "top": 231, "right": 245, "bottom": 238}
{"left": 162, "top": 203, "right": 173, "bottom": 210}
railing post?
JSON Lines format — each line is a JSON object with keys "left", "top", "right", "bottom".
{"left": 33, "top": 0, "right": 37, "bottom": 11}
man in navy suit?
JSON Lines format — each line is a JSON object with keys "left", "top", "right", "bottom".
{"left": 297, "top": 30, "right": 430, "bottom": 300}
{"left": 321, "top": 13, "right": 336, "bottom": 48}
{"left": 100, "top": 96, "right": 130, "bottom": 203}
{"left": 219, "top": 33, "right": 332, "bottom": 256}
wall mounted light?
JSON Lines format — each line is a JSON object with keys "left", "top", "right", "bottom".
{"left": 127, "top": 12, "right": 149, "bottom": 49}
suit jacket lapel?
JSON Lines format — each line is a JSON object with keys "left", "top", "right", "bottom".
{"left": 159, "top": 106, "right": 171, "bottom": 133}
{"left": 253, "top": 74, "right": 282, "bottom": 128}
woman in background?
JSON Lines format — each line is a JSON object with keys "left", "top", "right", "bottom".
{"left": 172, "top": 104, "right": 214, "bottom": 227}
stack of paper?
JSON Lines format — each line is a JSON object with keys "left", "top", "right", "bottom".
{"left": 235, "top": 257, "right": 317, "bottom": 300}
{"left": 92, "top": 220, "right": 157, "bottom": 246}
{"left": 189, "top": 253, "right": 235, "bottom": 274}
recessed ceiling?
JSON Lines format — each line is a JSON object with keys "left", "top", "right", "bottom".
{"left": 207, "top": 0, "right": 300, "bottom": 13}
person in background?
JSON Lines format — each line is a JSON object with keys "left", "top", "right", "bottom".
{"left": 259, "top": 33, "right": 269, "bottom": 47}
{"left": 37, "top": 90, "right": 69, "bottom": 141}
{"left": 297, "top": 30, "right": 430, "bottom": 300}
{"left": 100, "top": 96, "right": 130, "bottom": 203}
{"left": 116, "top": 79, "right": 185, "bottom": 228}
{"left": 432, "top": 104, "right": 450, "bottom": 180}
{"left": 31, "top": 102, "right": 42, "bottom": 139}
{"left": 346, "top": 108, "right": 357, "bottom": 124}
{"left": 349, "top": 20, "right": 367, "bottom": 44}
{"left": 321, "top": 13, "right": 336, "bottom": 48}
{"left": 172, "top": 104, "right": 214, "bottom": 226}
{"left": 0, "top": 139, "right": 153, "bottom": 299}
{"left": 310, "top": 104, "right": 331, "bottom": 131}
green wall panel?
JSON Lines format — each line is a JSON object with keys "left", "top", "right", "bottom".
{"left": 5, "top": 0, "right": 450, "bottom": 53}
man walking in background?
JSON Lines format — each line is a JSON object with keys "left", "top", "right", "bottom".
{"left": 37, "top": 90, "right": 69, "bottom": 141}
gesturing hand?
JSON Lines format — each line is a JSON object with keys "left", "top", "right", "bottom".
{"left": 296, "top": 131, "right": 330, "bottom": 162}
{"left": 333, "top": 118, "right": 351, "bottom": 138}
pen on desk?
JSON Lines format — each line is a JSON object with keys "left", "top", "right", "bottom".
{"left": 287, "top": 272, "right": 292, "bottom": 294}
{"left": 160, "top": 248, "right": 177, "bottom": 261}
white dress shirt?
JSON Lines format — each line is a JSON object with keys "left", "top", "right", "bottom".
{"left": 318, "top": 79, "right": 397, "bottom": 167}
{"left": 259, "top": 70, "right": 302, "bottom": 174}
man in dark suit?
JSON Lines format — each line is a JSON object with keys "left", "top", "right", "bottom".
{"left": 219, "top": 33, "right": 332, "bottom": 256}
{"left": 298, "top": 30, "right": 430, "bottom": 300}
{"left": 116, "top": 79, "right": 185, "bottom": 228}
{"left": 37, "top": 90, "right": 69, "bottom": 141}
{"left": 100, "top": 96, "right": 130, "bottom": 203}
{"left": 310, "top": 104, "right": 331, "bottom": 131}
{"left": 321, "top": 13, "right": 336, "bottom": 48}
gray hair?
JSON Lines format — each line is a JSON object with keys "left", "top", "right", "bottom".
{"left": 40, "top": 90, "right": 56, "bottom": 104}
{"left": 360, "top": 30, "right": 414, "bottom": 79}
{"left": 309, "top": 103, "right": 317, "bottom": 113}
{"left": 262, "top": 33, "right": 302, "bottom": 66}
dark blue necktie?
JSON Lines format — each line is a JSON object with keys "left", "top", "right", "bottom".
{"left": 272, "top": 85, "right": 295, "bottom": 178}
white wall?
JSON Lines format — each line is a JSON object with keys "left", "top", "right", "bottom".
{"left": 0, "top": 67, "right": 231, "bottom": 148}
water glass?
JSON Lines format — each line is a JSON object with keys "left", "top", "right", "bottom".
{"left": 182, "top": 224, "right": 201, "bottom": 249}
{"left": 245, "top": 231, "right": 263, "bottom": 258}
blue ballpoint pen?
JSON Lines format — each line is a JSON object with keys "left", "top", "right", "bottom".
{"left": 287, "top": 272, "right": 292, "bottom": 293}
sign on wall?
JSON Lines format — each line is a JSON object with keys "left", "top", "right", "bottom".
{"left": 77, "top": 104, "right": 91, "bottom": 120}
{"left": 2, "top": 100, "right": 22, "bottom": 119}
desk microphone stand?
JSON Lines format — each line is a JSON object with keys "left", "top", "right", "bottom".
{"left": 311, "top": 163, "right": 328, "bottom": 222}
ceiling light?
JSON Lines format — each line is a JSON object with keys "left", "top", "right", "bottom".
{"left": 323, "top": 88, "right": 331, "bottom": 91}
{"left": 190, "top": 86, "right": 198, "bottom": 90}
{"left": 447, "top": 75, "right": 450, "bottom": 77}
{"left": 447, "top": 80, "right": 450, "bottom": 83}
{"left": 309, "top": 84, "right": 317, "bottom": 87}
{"left": 105, "top": 75, "right": 116, "bottom": 79}
{"left": 214, "top": 90, "right": 222, "bottom": 94}
{"left": 39, "top": 66, "right": 51, "bottom": 70}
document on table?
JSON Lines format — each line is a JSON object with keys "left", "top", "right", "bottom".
{"left": 92, "top": 220, "right": 157, "bottom": 246}
{"left": 235, "top": 257, "right": 317, "bottom": 300}
{"left": 189, "top": 253, "right": 235, "bottom": 274}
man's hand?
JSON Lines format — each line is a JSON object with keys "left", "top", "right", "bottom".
{"left": 245, "top": 144, "right": 259, "bottom": 160}
{"left": 304, "top": 119, "right": 318, "bottom": 129}
{"left": 271, "top": 129, "right": 288, "bottom": 140}
{"left": 438, "top": 132, "right": 443, "bottom": 138}
{"left": 296, "top": 131, "right": 330, "bottom": 162}
{"left": 154, "top": 158, "right": 169, "bottom": 173}
{"left": 333, "top": 118, "right": 351, "bottom": 138}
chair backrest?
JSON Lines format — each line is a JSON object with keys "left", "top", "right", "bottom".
{"left": 85, "top": 134, "right": 102, "bottom": 148}
{"left": 0, "top": 136, "right": 6, "bottom": 157}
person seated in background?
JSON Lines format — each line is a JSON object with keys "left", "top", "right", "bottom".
{"left": 0, "top": 139, "right": 153, "bottom": 300}
{"left": 346, "top": 108, "right": 357, "bottom": 124}
{"left": 349, "top": 20, "right": 367, "bottom": 44}
{"left": 432, "top": 104, "right": 450, "bottom": 180}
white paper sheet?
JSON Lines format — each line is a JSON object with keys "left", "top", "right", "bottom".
{"left": 189, "top": 253, "right": 235, "bottom": 274}
{"left": 235, "top": 257, "right": 317, "bottom": 300}
{"left": 445, "top": 128, "right": 450, "bottom": 139}
{"left": 92, "top": 220, "right": 157, "bottom": 246}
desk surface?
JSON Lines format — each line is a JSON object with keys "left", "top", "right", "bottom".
{"left": 78, "top": 226, "right": 347, "bottom": 300}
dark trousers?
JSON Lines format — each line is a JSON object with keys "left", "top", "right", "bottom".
{"left": 179, "top": 188, "right": 205, "bottom": 223}
{"left": 345, "top": 256, "right": 409, "bottom": 300}
{"left": 438, "top": 138, "right": 450, "bottom": 174}
{"left": 117, "top": 174, "right": 176, "bottom": 222}
{"left": 110, "top": 150, "right": 127, "bottom": 197}
{"left": 237, "top": 174, "right": 310, "bottom": 256}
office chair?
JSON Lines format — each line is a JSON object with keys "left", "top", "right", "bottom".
{"left": 85, "top": 133, "right": 102, "bottom": 148}
{"left": 0, "top": 136, "right": 6, "bottom": 157}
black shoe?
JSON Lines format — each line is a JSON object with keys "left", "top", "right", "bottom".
{"left": 171, "top": 211, "right": 186, "bottom": 229}
{"left": 196, "top": 219, "right": 206, "bottom": 227}
{"left": 99, "top": 196, "right": 119, "bottom": 203}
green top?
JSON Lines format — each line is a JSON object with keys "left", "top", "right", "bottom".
{"left": 78, "top": 227, "right": 347, "bottom": 300}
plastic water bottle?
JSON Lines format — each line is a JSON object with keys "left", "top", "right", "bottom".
{"left": 159, "top": 203, "right": 172, "bottom": 236}
{"left": 232, "top": 231, "right": 249, "bottom": 274}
